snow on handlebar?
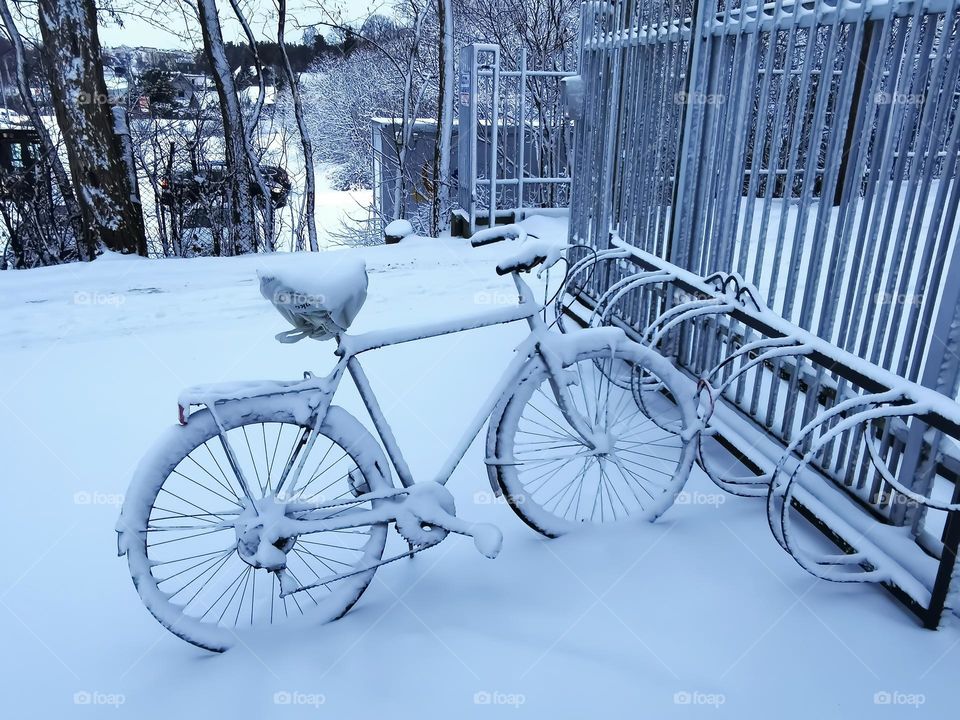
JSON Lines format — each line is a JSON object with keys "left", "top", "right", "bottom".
{"left": 469, "top": 223, "right": 528, "bottom": 247}
{"left": 495, "top": 237, "right": 569, "bottom": 277}
{"left": 469, "top": 223, "right": 569, "bottom": 276}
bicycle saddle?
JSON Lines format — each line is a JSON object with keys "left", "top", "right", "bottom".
{"left": 258, "top": 254, "right": 368, "bottom": 342}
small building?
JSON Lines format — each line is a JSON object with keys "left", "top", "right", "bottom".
{"left": 371, "top": 116, "right": 558, "bottom": 235}
{"left": 370, "top": 118, "right": 459, "bottom": 231}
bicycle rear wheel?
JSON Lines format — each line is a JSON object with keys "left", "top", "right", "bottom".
{"left": 119, "top": 399, "right": 391, "bottom": 651}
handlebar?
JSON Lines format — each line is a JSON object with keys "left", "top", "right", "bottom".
{"left": 496, "top": 255, "right": 548, "bottom": 276}
{"left": 469, "top": 225, "right": 530, "bottom": 248}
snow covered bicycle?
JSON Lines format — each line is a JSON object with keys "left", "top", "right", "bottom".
{"left": 117, "top": 233, "right": 699, "bottom": 651}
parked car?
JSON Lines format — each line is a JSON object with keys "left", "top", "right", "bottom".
{"left": 159, "top": 161, "right": 290, "bottom": 209}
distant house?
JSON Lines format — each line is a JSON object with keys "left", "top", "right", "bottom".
{"left": 169, "top": 74, "right": 196, "bottom": 108}
{"left": 180, "top": 73, "right": 214, "bottom": 91}
{"left": 371, "top": 118, "right": 459, "bottom": 228}
{"left": 240, "top": 85, "right": 276, "bottom": 114}
{"left": 165, "top": 73, "right": 217, "bottom": 115}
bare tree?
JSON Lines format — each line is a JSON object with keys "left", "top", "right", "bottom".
{"left": 431, "top": 0, "right": 454, "bottom": 237}
{"left": 37, "top": 0, "right": 147, "bottom": 255}
{"left": 305, "top": 2, "right": 437, "bottom": 237}
{"left": 227, "top": 0, "right": 276, "bottom": 251}
{"left": 195, "top": 0, "right": 257, "bottom": 254}
{"left": 0, "top": 0, "right": 86, "bottom": 259}
{"left": 389, "top": 2, "right": 431, "bottom": 224}
{"left": 276, "top": 0, "right": 318, "bottom": 251}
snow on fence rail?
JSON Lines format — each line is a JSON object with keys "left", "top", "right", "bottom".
{"left": 568, "top": 0, "right": 960, "bottom": 624}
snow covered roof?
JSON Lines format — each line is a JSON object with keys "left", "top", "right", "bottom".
{"left": 241, "top": 85, "right": 276, "bottom": 106}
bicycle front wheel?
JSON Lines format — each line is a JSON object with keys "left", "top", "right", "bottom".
{"left": 119, "top": 399, "right": 391, "bottom": 652}
{"left": 492, "top": 344, "right": 697, "bottom": 537}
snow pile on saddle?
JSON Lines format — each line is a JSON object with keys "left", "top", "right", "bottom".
{"left": 258, "top": 254, "right": 368, "bottom": 342}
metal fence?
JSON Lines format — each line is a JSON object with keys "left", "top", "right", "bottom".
{"left": 456, "top": 44, "right": 576, "bottom": 235}
{"left": 573, "top": 0, "right": 960, "bottom": 394}
{"left": 569, "top": 0, "right": 960, "bottom": 611}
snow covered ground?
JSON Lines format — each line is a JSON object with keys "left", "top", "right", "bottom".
{"left": 0, "top": 225, "right": 957, "bottom": 717}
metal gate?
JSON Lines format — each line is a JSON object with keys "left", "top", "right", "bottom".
{"left": 456, "top": 44, "right": 576, "bottom": 236}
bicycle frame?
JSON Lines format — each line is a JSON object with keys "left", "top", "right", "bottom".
{"left": 163, "top": 263, "right": 629, "bottom": 589}
{"left": 275, "top": 270, "right": 600, "bottom": 500}
{"left": 169, "top": 267, "right": 621, "bottom": 591}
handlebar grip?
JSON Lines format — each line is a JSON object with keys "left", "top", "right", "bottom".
{"left": 471, "top": 234, "right": 507, "bottom": 248}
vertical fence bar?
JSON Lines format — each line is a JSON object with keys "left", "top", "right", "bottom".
{"left": 517, "top": 48, "right": 527, "bottom": 215}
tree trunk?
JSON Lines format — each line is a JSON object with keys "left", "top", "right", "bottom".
{"left": 0, "top": 0, "right": 88, "bottom": 260}
{"left": 278, "top": 0, "right": 318, "bottom": 252}
{"left": 37, "top": 0, "right": 146, "bottom": 256}
{"left": 196, "top": 0, "right": 257, "bottom": 255}
{"left": 228, "top": 0, "right": 275, "bottom": 251}
{"left": 431, "top": 0, "right": 455, "bottom": 238}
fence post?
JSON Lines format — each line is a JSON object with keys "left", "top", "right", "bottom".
{"left": 517, "top": 48, "right": 526, "bottom": 216}
{"left": 488, "top": 46, "right": 500, "bottom": 229}
{"left": 667, "top": 0, "right": 706, "bottom": 268}
{"left": 834, "top": 20, "right": 876, "bottom": 207}
{"left": 457, "top": 44, "right": 479, "bottom": 236}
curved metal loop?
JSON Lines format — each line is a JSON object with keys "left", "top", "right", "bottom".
{"left": 553, "top": 246, "right": 632, "bottom": 331}
{"left": 763, "top": 393, "right": 945, "bottom": 584}
{"left": 591, "top": 269, "right": 676, "bottom": 329}
{"left": 705, "top": 339, "right": 815, "bottom": 401}
{"left": 862, "top": 422, "right": 960, "bottom": 513}
{"left": 693, "top": 378, "right": 771, "bottom": 497}
{"left": 646, "top": 299, "right": 736, "bottom": 349}
{"left": 702, "top": 271, "right": 767, "bottom": 313}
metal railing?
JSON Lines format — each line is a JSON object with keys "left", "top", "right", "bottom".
{"left": 569, "top": 0, "right": 960, "bottom": 620}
